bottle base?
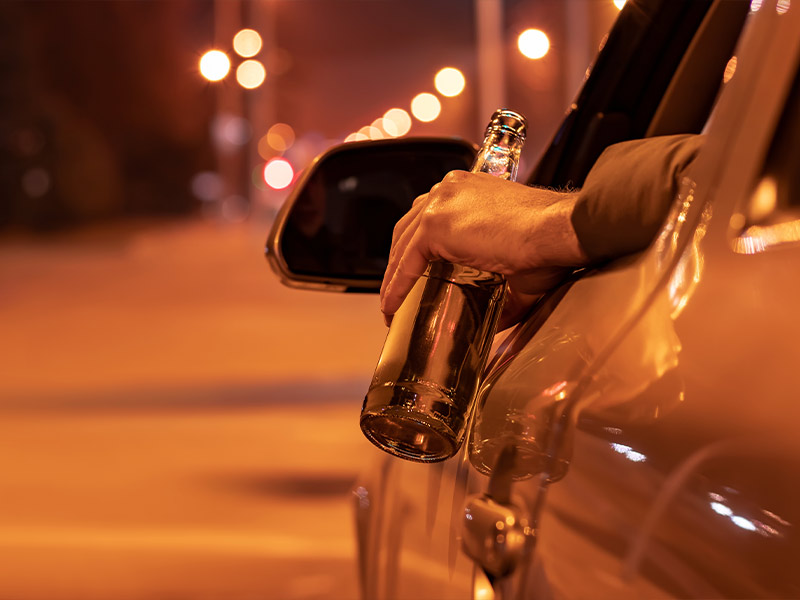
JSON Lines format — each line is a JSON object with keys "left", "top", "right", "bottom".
{"left": 360, "top": 408, "right": 456, "bottom": 462}
{"left": 360, "top": 382, "right": 466, "bottom": 462}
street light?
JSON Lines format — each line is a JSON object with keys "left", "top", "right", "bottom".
{"left": 435, "top": 67, "right": 466, "bottom": 97}
{"left": 410, "top": 93, "right": 441, "bottom": 122}
{"left": 517, "top": 29, "right": 550, "bottom": 60}
{"left": 199, "top": 50, "right": 231, "bottom": 81}
{"left": 263, "top": 158, "right": 294, "bottom": 190}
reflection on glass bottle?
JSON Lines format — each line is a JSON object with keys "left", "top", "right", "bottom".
{"left": 360, "top": 109, "right": 528, "bottom": 462}
{"left": 470, "top": 327, "right": 580, "bottom": 482}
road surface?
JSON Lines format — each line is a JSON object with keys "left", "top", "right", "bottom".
{"left": 0, "top": 217, "right": 389, "bottom": 599}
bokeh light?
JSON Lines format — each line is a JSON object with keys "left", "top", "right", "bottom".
{"left": 257, "top": 135, "right": 276, "bottom": 160}
{"left": 358, "top": 125, "right": 383, "bottom": 140}
{"left": 263, "top": 158, "right": 294, "bottom": 190}
{"left": 777, "top": 0, "right": 790, "bottom": 14}
{"left": 236, "top": 59, "right": 266, "bottom": 89}
{"left": 190, "top": 171, "right": 224, "bottom": 202}
{"left": 21, "top": 167, "right": 51, "bottom": 198}
{"left": 211, "top": 114, "right": 251, "bottom": 147}
{"left": 372, "top": 118, "right": 398, "bottom": 137}
{"left": 383, "top": 108, "right": 412, "bottom": 136}
{"left": 518, "top": 29, "right": 550, "bottom": 60}
{"left": 613, "top": 0, "right": 627, "bottom": 10}
{"left": 199, "top": 50, "right": 230, "bottom": 81}
{"left": 344, "top": 132, "right": 370, "bottom": 143}
{"left": 410, "top": 93, "right": 441, "bottom": 122}
{"left": 233, "top": 29, "right": 262, "bottom": 58}
{"left": 267, "top": 123, "right": 296, "bottom": 152}
{"left": 434, "top": 67, "right": 466, "bottom": 97}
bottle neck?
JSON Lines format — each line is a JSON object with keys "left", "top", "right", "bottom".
{"left": 470, "top": 130, "right": 525, "bottom": 181}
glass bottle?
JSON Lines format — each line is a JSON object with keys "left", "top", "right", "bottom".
{"left": 360, "top": 109, "right": 528, "bottom": 462}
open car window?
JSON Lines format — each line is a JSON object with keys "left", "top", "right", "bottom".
{"left": 529, "top": 0, "right": 750, "bottom": 189}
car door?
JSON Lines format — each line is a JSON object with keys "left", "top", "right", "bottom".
{"left": 526, "top": 5, "right": 800, "bottom": 597}
{"left": 469, "top": 3, "right": 800, "bottom": 598}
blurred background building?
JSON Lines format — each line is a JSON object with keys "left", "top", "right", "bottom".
{"left": 0, "top": 0, "right": 620, "bottom": 232}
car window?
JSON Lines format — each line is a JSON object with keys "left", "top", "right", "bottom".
{"left": 733, "top": 61, "right": 800, "bottom": 254}
{"left": 645, "top": 0, "right": 751, "bottom": 138}
{"left": 529, "top": 0, "right": 749, "bottom": 190}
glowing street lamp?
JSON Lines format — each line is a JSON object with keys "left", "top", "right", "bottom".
{"left": 411, "top": 93, "right": 441, "bottom": 122}
{"left": 517, "top": 29, "right": 550, "bottom": 59}
{"left": 263, "top": 158, "right": 294, "bottom": 190}
{"left": 435, "top": 67, "right": 466, "bottom": 97}
{"left": 199, "top": 50, "right": 231, "bottom": 81}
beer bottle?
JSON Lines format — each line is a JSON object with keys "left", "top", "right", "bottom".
{"left": 360, "top": 109, "right": 528, "bottom": 462}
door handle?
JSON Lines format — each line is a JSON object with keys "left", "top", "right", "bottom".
{"left": 462, "top": 445, "right": 535, "bottom": 580}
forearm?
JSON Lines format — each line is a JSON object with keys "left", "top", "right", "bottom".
{"left": 519, "top": 188, "right": 587, "bottom": 269}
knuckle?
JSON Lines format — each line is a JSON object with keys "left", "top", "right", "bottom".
{"left": 443, "top": 170, "right": 466, "bottom": 183}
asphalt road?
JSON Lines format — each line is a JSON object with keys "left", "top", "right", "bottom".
{"left": 0, "top": 217, "right": 389, "bottom": 599}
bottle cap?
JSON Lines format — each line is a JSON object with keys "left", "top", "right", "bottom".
{"left": 486, "top": 109, "right": 527, "bottom": 139}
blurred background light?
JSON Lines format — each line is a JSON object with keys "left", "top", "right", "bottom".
{"left": 257, "top": 134, "right": 277, "bottom": 160}
{"left": 750, "top": 0, "right": 763, "bottom": 10}
{"left": 434, "top": 67, "right": 466, "bottom": 97}
{"left": 190, "top": 171, "right": 224, "bottom": 202}
{"left": 410, "top": 93, "right": 441, "bottom": 122}
{"left": 232, "top": 28, "right": 263, "bottom": 58}
{"left": 21, "top": 167, "right": 51, "bottom": 198}
{"left": 344, "top": 132, "right": 369, "bottom": 143}
{"left": 383, "top": 108, "right": 412, "bottom": 136}
{"left": 358, "top": 125, "right": 383, "bottom": 140}
{"left": 614, "top": 0, "right": 627, "bottom": 10}
{"left": 383, "top": 108, "right": 411, "bottom": 137}
{"left": 777, "top": 0, "right": 790, "bottom": 14}
{"left": 263, "top": 158, "right": 294, "bottom": 190}
{"left": 236, "top": 59, "right": 266, "bottom": 89}
{"left": 199, "top": 50, "right": 230, "bottom": 81}
{"left": 211, "top": 114, "right": 251, "bottom": 149}
{"left": 372, "top": 117, "right": 398, "bottom": 137}
{"left": 266, "top": 123, "right": 296, "bottom": 152}
{"left": 518, "top": 29, "right": 550, "bottom": 59}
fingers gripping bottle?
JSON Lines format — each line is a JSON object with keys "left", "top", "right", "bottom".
{"left": 360, "top": 109, "right": 528, "bottom": 462}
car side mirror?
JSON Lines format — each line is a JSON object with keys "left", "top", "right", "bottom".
{"left": 265, "top": 137, "right": 477, "bottom": 292}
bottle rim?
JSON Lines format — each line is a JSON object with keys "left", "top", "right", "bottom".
{"left": 486, "top": 108, "right": 527, "bottom": 138}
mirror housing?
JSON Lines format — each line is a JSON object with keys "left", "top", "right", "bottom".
{"left": 265, "top": 137, "right": 476, "bottom": 292}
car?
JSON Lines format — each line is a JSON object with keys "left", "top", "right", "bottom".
{"left": 266, "top": 0, "right": 800, "bottom": 597}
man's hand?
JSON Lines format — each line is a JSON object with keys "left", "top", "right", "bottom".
{"left": 379, "top": 170, "right": 588, "bottom": 328}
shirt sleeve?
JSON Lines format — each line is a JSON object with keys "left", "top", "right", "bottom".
{"left": 570, "top": 134, "right": 705, "bottom": 262}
